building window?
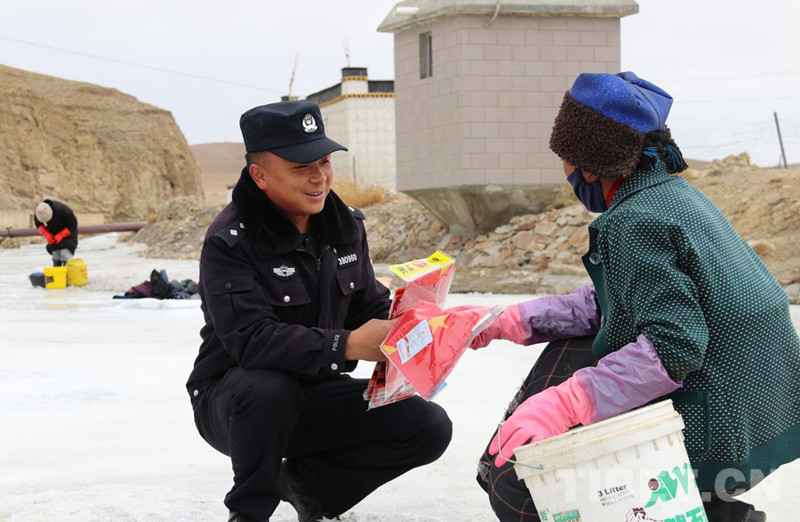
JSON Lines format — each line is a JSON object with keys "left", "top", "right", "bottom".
{"left": 419, "top": 32, "right": 432, "bottom": 79}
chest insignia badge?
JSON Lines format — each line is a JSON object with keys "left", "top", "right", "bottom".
{"left": 272, "top": 265, "right": 296, "bottom": 279}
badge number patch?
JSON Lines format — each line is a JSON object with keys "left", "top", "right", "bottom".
{"left": 338, "top": 253, "right": 358, "bottom": 267}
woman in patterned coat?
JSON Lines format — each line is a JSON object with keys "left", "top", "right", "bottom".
{"left": 473, "top": 72, "right": 800, "bottom": 522}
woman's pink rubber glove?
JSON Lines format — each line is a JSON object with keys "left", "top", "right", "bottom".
{"left": 470, "top": 285, "right": 601, "bottom": 349}
{"left": 489, "top": 377, "right": 589, "bottom": 466}
{"left": 488, "top": 335, "right": 682, "bottom": 467}
{"left": 469, "top": 304, "right": 529, "bottom": 348}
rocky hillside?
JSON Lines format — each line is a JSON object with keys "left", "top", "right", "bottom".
{"left": 0, "top": 65, "right": 203, "bottom": 223}
{"left": 686, "top": 154, "right": 800, "bottom": 291}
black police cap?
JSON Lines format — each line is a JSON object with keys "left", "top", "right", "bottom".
{"left": 239, "top": 101, "right": 347, "bottom": 163}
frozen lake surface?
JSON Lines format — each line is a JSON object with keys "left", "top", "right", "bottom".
{"left": 1, "top": 234, "right": 798, "bottom": 521}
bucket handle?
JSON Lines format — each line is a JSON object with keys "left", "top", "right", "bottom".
{"left": 496, "top": 421, "right": 544, "bottom": 470}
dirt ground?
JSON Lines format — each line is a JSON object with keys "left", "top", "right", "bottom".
{"left": 193, "top": 142, "right": 243, "bottom": 207}
{"left": 201, "top": 170, "right": 236, "bottom": 207}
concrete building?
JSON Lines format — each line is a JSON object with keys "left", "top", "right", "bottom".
{"left": 306, "top": 67, "right": 397, "bottom": 189}
{"left": 379, "top": 0, "right": 638, "bottom": 233}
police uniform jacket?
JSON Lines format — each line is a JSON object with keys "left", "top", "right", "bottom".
{"left": 33, "top": 199, "right": 78, "bottom": 254}
{"left": 186, "top": 170, "right": 391, "bottom": 396}
{"left": 583, "top": 161, "right": 800, "bottom": 491}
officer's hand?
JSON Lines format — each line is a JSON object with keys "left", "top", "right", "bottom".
{"left": 345, "top": 318, "right": 399, "bottom": 361}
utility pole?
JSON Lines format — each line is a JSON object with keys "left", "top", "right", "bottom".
{"left": 287, "top": 54, "right": 299, "bottom": 100}
{"left": 774, "top": 112, "right": 788, "bottom": 168}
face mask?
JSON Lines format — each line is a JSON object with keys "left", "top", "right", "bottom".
{"left": 568, "top": 169, "right": 608, "bottom": 213}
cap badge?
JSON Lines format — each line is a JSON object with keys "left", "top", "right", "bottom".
{"left": 302, "top": 114, "right": 317, "bottom": 133}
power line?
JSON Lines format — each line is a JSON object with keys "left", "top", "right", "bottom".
{"left": 680, "top": 96, "right": 800, "bottom": 104}
{"left": 651, "top": 70, "right": 800, "bottom": 83}
{"left": 675, "top": 121, "right": 797, "bottom": 160}
{"left": 780, "top": 119, "right": 800, "bottom": 131}
{"left": 0, "top": 35, "right": 284, "bottom": 94}
{"left": 677, "top": 121, "right": 772, "bottom": 139}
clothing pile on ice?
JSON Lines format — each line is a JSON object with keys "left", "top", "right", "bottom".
{"left": 113, "top": 269, "right": 198, "bottom": 300}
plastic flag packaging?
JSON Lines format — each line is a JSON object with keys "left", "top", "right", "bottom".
{"left": 381, "top": 300, "right": 499, "bottom": 400}
{"left": 363, "top": 251, "right": 500, "bottom": 408}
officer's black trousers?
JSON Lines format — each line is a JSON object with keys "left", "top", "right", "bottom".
{"left": 193, "top": 368, "right": 453, "bottom": 520}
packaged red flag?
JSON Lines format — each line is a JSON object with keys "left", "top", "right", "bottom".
{"left": 364, "top": 251, "right": 456, "bottom": 409}
{"left": 388, "top": 254, "right": 456, "bottom": 318}
{"left": 380, "top": 300, "right": 500, "bottom": 400}
{"left": 363, "top": 357, "right": 417, "bottom": 409}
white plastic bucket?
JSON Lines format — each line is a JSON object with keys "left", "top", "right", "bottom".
{"left": 513, "top": 400, "right": 707, "bottom": 521}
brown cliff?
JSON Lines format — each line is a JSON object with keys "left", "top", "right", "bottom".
{"left": 0, "top": 64, "right": 203, "bottom": 225}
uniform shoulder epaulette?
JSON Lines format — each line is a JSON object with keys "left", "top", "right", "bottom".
{"left": 348, "top": 206, "right": 365, "bottom": 220}
{"left": 215, "top": 220, "right": 247, "bottom": 248}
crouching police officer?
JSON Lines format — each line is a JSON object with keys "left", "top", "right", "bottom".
{"left": 187, "top": 101, "right": 453, "bottom": 522}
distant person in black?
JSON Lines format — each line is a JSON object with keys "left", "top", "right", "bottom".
{"left": 186, "top": 101, "right": 453, "bottom": 522}
{"left": 33, "top": 199, "right": 78, "bottom": 266}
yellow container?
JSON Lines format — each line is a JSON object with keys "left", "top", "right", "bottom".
{"left": 66, "top": 258, "right": 89, "bottom": 287}
{"left": 43, "top": 266, "right": 68, "bottom": 290}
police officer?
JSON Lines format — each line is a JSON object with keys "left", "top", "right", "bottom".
{"left": 187, "top": 101, "right": 453, "bottom": 522}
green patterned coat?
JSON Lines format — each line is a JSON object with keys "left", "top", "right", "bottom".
{"left": 583, "top": 162, "right": 800, "bottom": 491}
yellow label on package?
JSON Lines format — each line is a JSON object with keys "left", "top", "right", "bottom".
{"left": 388, "top": 251, "right": 454, "bottom": 282}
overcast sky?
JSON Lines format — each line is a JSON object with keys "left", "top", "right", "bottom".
{"left": 2, "top": 0, "right": 799, "bottom": 166}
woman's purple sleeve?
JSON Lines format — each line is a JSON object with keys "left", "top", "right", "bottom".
{"left": 573, "top": 334, "right": 683, "bottom": 423}
{"left": 517, "top": 284, "right": 602, "bottom": 344}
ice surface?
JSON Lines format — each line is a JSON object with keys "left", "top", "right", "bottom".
{"left": 1, "top": 234, "right": 797, "bottom": 521}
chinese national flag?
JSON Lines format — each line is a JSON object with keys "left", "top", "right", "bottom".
{"left": 381, "top": 300, "right": 498, "bottom": 400}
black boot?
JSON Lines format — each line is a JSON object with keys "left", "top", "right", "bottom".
{"left": 279, "top": 460, "right": 341, "bottom": 522}
{"left": 228, "top": 511, "right": 261, "bottom": 522}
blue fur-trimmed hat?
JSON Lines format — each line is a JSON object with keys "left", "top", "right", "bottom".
{"left": 550, "top": 71, "right": 684, "bottom": 178}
